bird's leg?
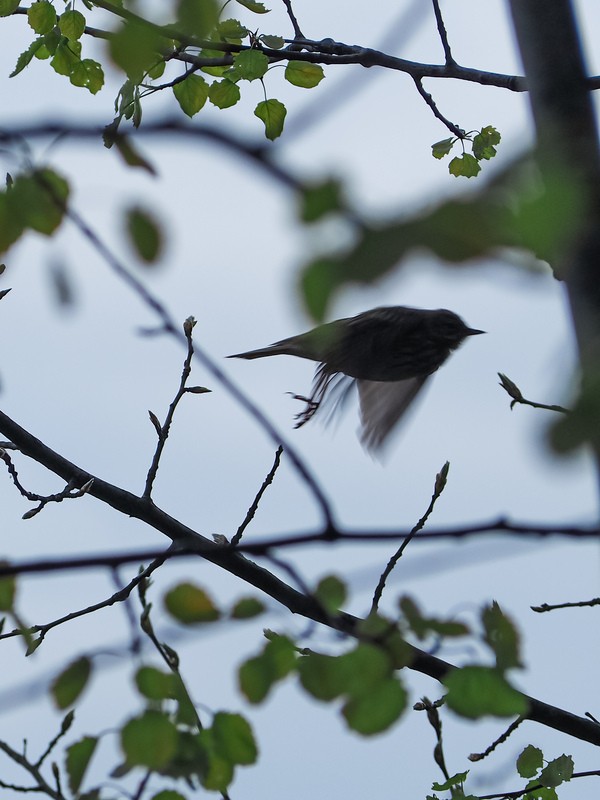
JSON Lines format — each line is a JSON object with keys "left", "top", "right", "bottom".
{"left": 288, "top": 392, "right": 321, "bottom": 427}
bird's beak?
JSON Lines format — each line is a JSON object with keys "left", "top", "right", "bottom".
{"left": 466, "top": 328, "right": 485, "bottom": 336}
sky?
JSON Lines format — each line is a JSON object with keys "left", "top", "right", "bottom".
{"left": 0, "top": 1, "right": 599, "bottom": 798}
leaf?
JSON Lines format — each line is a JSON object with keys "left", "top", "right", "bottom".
{"left": 66, "top": 736, "right": 97, "bottom": 794}
{"left": 109, "top": 20, "right": 164, "bottom": 81}
{"left": 69, "top": 59, "right": 104, "bottom": 94}
{"left": 235, "top": 0, "right": 270, "bottom": 12}
{"left": 230, "top": 597, "right": 265, "bottom": 619}
{"left": 0, "top": 0, "right": 19, "bottom": 16}
{"left": 314, "top": 575, "right": 346, "bottom": 613}
{"left": 126, "top": 206, "right": 163, "bottom": 263}
{"left": 0, "top": 566, "right": 16, "bottom": 611}
{"left": 299, "top": 178, "right": 344, "bottom": 222}
{"left": 298, "top": 652, "right": 346, "bottom": 701}
{"left": 212, "top": 712, "right": 258, "bottom": 765}
{"left": 135, "top": 666, "right": 177, "bottom": 700}
{"left": 173, "top": 73, "right": 209, "bottom": 117}
{"left": 517, "top": 745, "right": 544, "bottom": 779}
{"left": 449, "top": 153, "right": 481, "bottom": 178}
{"left": 254, "top": 98, "right": 286, "bottom": 140}
{"left": 113, "top": 136, "right": 157, "bottom": 175}
{"left": 151, "top": 792, "right": 188, "bottom": 800}
{"left": 51, "top": 657, "right": 92, "bottom": 709}
{"left": 539, "top": 755, "right": 574, "bottom": 788}
{"left": 482, "top": 601, "right": 522, "bottom": 670}
{"left": 217, "top": 18, "right": 249, "bottom": 41}
{"left": 59, "top": 9, "right": 86, "bottom": 40}
{"left": 164, "top": 582, "right": 221, "bottom": 624}
{"left": 208, "top": 78, "right": 241, "bottom": 109}
{"left": 472, "top": 125, "right": 501, "bottom": 160}
{"left": 177, "top": 0, "right": 219, "bottom": 38}
{"left": 10, "top": 38, "right": 47, "bottom": 77}
{"left": 260, "top": 34, "right": 284, "bottom": 49}
{"left": 431, "top": 136, "right": 455, "bottom": 159}
{"left": 444, "top": 666, "right": 528, "bottom": 718}
{"left": 121, "top": 711, "right": 178, "bottom": 769}
{"left": 285, "top": 60, "right": 325, "bottom": 88}
{"left": 27, "top": 1, "right": 57, "bottom": 34}
{"left": 432, "top": 772, "right": 470, "bottom": 792}
{"left": 342, "top": 677, "right": 407, "bottom": 735}
{"left": 50, "top": 38, "right": 82, "bottom": 77}
{"left": 238, "top": 635, "right": 296, "bottom": 703}
{"left": 232, "top": 49, "right": 269, "bottom": 81}
{"left": 10, "top": 169, "right": 69, "bottom": 235}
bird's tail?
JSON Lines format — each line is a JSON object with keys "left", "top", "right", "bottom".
{"left": 227, "top": 341, "right": 296, "bottom": 360}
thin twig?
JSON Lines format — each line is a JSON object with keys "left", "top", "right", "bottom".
{"left": 281, "top": 0, "right": 304, "bottom": 39}
{"left": 431, "top": 0, "right": 456, "bottom": 65}
{"left": 413, "top": 77, "right": 465, "bottom": 137}
{"left": 232, "top": 445, "right": 284, "bottom": 545}
{"left": 468, "top": 716, "right": 525, "bottom": 761}
{"left": 532, "top": 596, "right": 600, "bottom": 613}
{"left": 370, "top": 462, "right": 450, "bottom": 613}
{"left": 498, "top": 373, "right": 569, "bottom": 414}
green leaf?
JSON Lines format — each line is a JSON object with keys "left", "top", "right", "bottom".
{"left": 0, "top": 0, "right": 19, "bottom": 16}
{"left": 151, "top": 792, "right": 188, "bottom": 800}
{"left": 298, "top": 652, "right": 346, "bottom": 701}
{"left": 173, "top": 73, "right": 209, "bottom": 117}
{"left": 10, "top": 38, "right": 47, "bottom": 76}
{"left": 517, "top": 745, "right": 544, "bottom": 779}
{"left": 444, "top": 666, "right": 528, "bottom": 719}
{"left": 135, "top": 666, "right": 177, "bottom": 700}
{"left": 126, "top": 206, "right": 163, "bottom": 263}
{"left": 230, "top": 597, "right": 265, "bottom": 619}
{"left": 109, "top": 20, "right": 164, "bottom": 81}
{"left": 254, "top": 98, "right": 286, "bottom": 140}
{"left": 212, "top": 712, "right": 258, "bottom": 765}
{"left": 432, "top": 771, "right": 469, "bottom": 792}
{"left": 208, "top": 79, "right": 241, "bottom": 109}
{"left": 299, "top": 179, "right": 344, "bottom": 222}
{"left": 431, "top": 136, "right": 455, "bottom": 159}
{"left": 314, "top": 575, "right": 346, "bottom": 613}
{"left": 449, "top": 153, "right": 481, "bottom": 178}
{"left": 0, "top": 566, "right": 16, "bottom": 611}
{"left": 232, "top": 49, "right": 269, "bottom": 81}
{"left": 235, "top": 0, "right": 269, "bottom": 12}
{"left": 217, "top": 18, "right": 249, "bottom": 41}
{"left": 113, "top": 136, "right": 157, "bottom": 175}
{"left": 260, "top": 34, "right": 284, "bottom": 49}
{"left": 285, "top": 60, "right": 325, "bottom": 88}
{"left": 28, "top": 1, "right": 57, "bottom": 34}
{"left": 69, "top": 59, "right": 104, "bottom": 93}
{"left": 482, "top": 601, "right": 522, "bottom": 670}
{"left": 10, "top": 169, "right": 69, "bottom": 235}
{"left": 399, "top": 596, "right": 469, "bottom": 640}
{"left": 539, "top": 755, "right": 574, "bottom": 788}
{"left": 66, "top": 736, "right": 97, "bottom": 794}
{"left": 472, "top": 125, "right": 501, "bottom": 160}
{"left": 177, "top": 0, "right": 219, "bottom": 38}
{"left": 238, "top": 635, "right": 297, "bottom": 703}
{"left": 342, "top": 677, "right": 407, "bottom": 735}
{"left": 522, "top": 781, "right": 558, "bottom": 800}
{"left": 59, "top": 9, "right": 86, "bottom": 40}
{"left": 199, "top": 48, "right": 228, "bottom": 77}
{"left": 51, "top": 657, "right": 92, "bottom": 709}
{"left": 51, "top": 39, "right": 82, "bottom": 77}
{"left": 164, "top": 582, "right": 220, "bottom": 624}
{"left": 121, "top": 711, "right": 178, "bottom": 769}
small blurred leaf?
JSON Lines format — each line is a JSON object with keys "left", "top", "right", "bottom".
{"left": 232, "top": 49, "right": 268, "bottom": 81}
{"left": 314, "top": 575, "right": 346, "bottom": 613}
{"left": 285, "top": 60, "right": 324, "bottom": 88}
{"left": 164, "top": 582, "right": 220, "bottom": 624}
{"left": 239, "top": 634, "right": 296, "bottom": 703}
{"left": 299, "top": 179, "right": 344, "bottom": 222}
{"left": 342, "top": 677, "right": 406, "bottom": 734}
{"left": 230, "top": 597, "right": 265, "bottom": 619}
{"left": 113, "top": 136, "right": 157, "bottom": 175}
{"left": 135, "top": 666, "right": 177, "bottom": 700}
{"left": 109, "top": 21, "right": 164, "bottom": 81}
{"left": 126, "top": 206, "right": 163, "bottom": 263}
{"left": 66, "top": 736, "right": 97, "bottom": 794}
{"left": 10, "top": 169, "right": 69, "bottom": 235}
{"left": 445, "top": 666, "right": 528, "bottom": 718}
{"left": 177, "top": 0, "right": 219, "bottom": 38}
{"left": 235, "top": 0, "right": 269, "bottom": 12}
{"left": 51, "top": 657, "right": 92, "bottom": 709}
{"left": 0, "top": 566, "right": 16, "bottom": 611}
{"left": 254, "top": 98, "right": 286, "bottom": 140}
{"left": 482, "top": 601, "right": 522, "bottom": 670}
{"left": 121, "top": 710, "right": 178, "bottom": 769}
{"left": 212, "top": 712, "right": 258, "bottom": 765}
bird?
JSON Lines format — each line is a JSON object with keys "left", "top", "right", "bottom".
{"left": 228, "top": 306, "right": 483, "bottom": 452}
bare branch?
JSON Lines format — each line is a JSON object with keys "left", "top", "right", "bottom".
{"left": 232, "top": 445, "right": 284, "bottom": 545}
{"left": 412, "top": 77, "right": 465, "bottom": 137}
{"left": 431, "top": 0, "right": 456, "bottom": 65}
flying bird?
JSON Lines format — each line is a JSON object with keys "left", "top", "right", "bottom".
{"left": 228, "top": 306, "right": 483, "bottom": 452}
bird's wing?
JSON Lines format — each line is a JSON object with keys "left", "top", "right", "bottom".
{"left": 357, "top": 376, "right": 429, "bottom": 453}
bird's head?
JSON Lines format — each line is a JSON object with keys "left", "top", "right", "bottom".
{"left": 432, "top": 309, "right": 485, "bottom": 347}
